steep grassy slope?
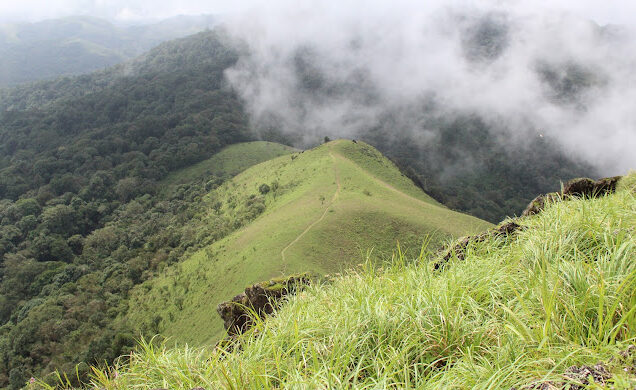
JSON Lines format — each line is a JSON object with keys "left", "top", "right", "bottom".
{"left": 87, "top": 175, "right": 635, "bottom": 390}
{"left": 125, "top": 140, "right": 491, "bottom": 346}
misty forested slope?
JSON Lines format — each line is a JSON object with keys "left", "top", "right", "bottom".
{"left": 0, "top": 27, "right": 595, "bottom": 387}
{"left": 362, "top": 115, "right": 592, "bottom": 222}
{"left": 0, "top": 15, "right": 217, "bottom": 87}
{"left": 226, "top": 11, "right": 599, "bottom": 222}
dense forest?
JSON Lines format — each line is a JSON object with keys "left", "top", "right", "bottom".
{"left": 0, "top": 30, "right": 253, "bottom": 388}
{"left": 0, "top": 28, "right": 593, "bottom": 387}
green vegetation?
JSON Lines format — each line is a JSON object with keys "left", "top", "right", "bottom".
{"left": 0, "top": 142, "right": 293, "bottom": 387}
{"left": 363, "top": 114, "right": 593, "bottom": 222}
{"left": 0, "top": 15, "right": 217, "bottom": 86}
{"left": 160, "top": 142, "right": 297, "bottom": 191}
{"left": 0, "top": 30, "right": 256, "bottom": 388}
{"left": 82, "top": 174, "right": 635, "bottom": 389}
{"left": 618, "top": 170, "right": 636, "bottom": 193}
{"left": 125, "top": 139, "right": 490, "bottom": 346}
{"left": 0, "top": 25, "right": 600, "bottom": 387}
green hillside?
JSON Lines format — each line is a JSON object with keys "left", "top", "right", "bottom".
{"left": 0, "top": 27, "right": 599, "bottom": 387}
{"left": 0, "top": 141, "right": 293, "bottom": 388}
{"left": 160, "top": 141, "right": 298, "bottom": 191}
{"left": 126, "top": 140, "right": 491, "bottom": 345}
{"left": 0, "top": 15, "right": 217, "bottom": 86}
{"left": 88, "top": 174, "right": 635, "bottom": 390}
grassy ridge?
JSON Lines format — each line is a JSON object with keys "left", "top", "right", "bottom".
{"left": 78, "top": 173, "right": 635, "bottom": 390}
{"left": 124, "top": 140, "right": 490, "bottom": 346}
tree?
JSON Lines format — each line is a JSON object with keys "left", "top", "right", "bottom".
{"left": 41, "top": 205, "right": 76, "bottom": 235}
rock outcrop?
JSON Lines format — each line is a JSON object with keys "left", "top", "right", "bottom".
{"left": 435, "top": 221, "right": 522, "bottom": 269}
{"left": 522, "top": 176, "right": 622, "bottom": 217}
{"left": 436, "top": 176, "right": 623, "bottom": 270}
{"left": 512, "top": 345, "right": 634, "bottom": 390}
{"left": 217, "top": 274, "right": 311, "bottom": 337}
{"left": 521, "top": 192, "right": 561, "bottom": 217}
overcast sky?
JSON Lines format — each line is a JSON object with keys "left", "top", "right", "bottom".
{"left": 0, "top": 0, "right": 635, "bottom": 25}
{"left": 0, "top": 0, "right": 258, "bottom": 23}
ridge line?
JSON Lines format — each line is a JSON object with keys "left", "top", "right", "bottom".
{"left": 280, "top": 147, "right": 341, "bottom": 264}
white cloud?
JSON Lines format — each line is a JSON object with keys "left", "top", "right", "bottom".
{"left": 0, "top": 0, "right": 257, "bottom": 23}
{"left": 0, "top": 0, "right": 634, "bottom": 173}
{"left": 0, "top": 0, "right": 634, "bottom": 24}
{"left": 223, "top": 0, "right": 636, "bottom": 173}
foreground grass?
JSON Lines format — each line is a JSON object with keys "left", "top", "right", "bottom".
{"left": 43, "top": 178, "right": 635, "bottom": 389}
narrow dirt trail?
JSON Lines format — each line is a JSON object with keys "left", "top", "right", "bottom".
{"left": 331, "top": 151, "right": 437, "bottom": 210}
{"left": 280, "top": 148, "right": 341, "bottom": 263}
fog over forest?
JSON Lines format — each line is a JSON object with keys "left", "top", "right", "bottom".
{"left": 221, "top": 0, "right": 636, "bottom": 175}
{"left": 2, "top": 1, "right": 635, "bottom": 174}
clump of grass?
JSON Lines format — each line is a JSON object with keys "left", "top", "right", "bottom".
{"left": 617, "top": 170, "right": 636, "bottom": 193}
{"left": 81, "top": 184, "right": 635, "bottom": 389}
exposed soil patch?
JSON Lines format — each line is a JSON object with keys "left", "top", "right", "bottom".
{"left": 513, "top": 345, "right": 635, "bottom": 390}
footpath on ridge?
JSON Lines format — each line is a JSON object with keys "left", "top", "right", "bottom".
{"left": 281, "top": 146, "right": 342, "bottom": 262}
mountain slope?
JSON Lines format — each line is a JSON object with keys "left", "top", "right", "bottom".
{"left": 0, "top": 142, "right": 294, "bottom": 388}
{"left": 95, "top": 174, "right": 635, "bottom": 390}
{"left": 126, "top": 140, "right": 491, "bottom": 345}
{"left": 0, "top": 26, "right": 596, "bottom": 387}
{"left": 0, "top": 15, "right": 217, "bottom": 86}
{"left": 159, "top": 141, "right": 298, "bottom": 191}
{"left": 0, "top": 30, "right": 251, "bottom": 388}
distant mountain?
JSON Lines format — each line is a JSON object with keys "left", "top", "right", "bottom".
{"left": 0, "top": 15, "right": 217, "bottom": 86}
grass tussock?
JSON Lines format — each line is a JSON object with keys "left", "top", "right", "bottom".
{"left": 39, "top": 180, "right": 635, "bottom": 389}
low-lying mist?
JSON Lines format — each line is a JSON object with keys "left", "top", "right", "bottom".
{"left": 221, "top": 0, "right": 635, "bottom": 176}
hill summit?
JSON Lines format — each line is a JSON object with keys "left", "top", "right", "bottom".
{"left": 125, "top": 139, "right": 490, "bottom": 346}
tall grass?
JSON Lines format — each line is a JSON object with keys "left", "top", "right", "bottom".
{"left": 39, "top": 182, "right": 635, "bottom": 389}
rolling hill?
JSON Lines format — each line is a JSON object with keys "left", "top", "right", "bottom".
{"left": 125, "top": 140, "right": 491, "bottom": 345}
